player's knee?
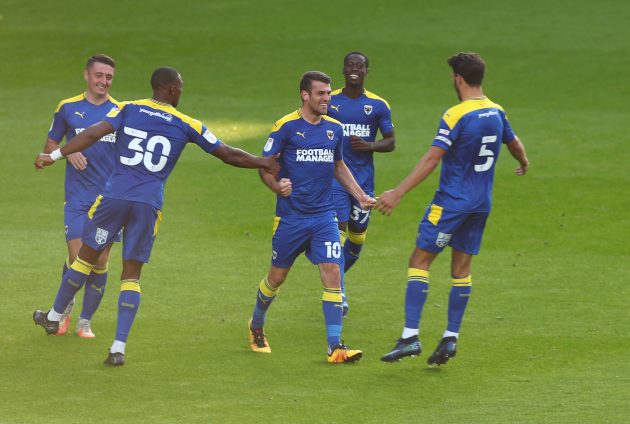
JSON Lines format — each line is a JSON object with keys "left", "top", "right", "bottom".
{"left": 267, "top": 269, "right": 288, "bottom": 287}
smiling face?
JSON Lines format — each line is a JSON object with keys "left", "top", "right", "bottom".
{"left": 301, "top": 80, "right": 332, "bottom": 116}
{"left": 84, "top": 61, "right": 115, "bottom": 100}
{"left": 343, "top": 53, "right": 368, "bottom": 88}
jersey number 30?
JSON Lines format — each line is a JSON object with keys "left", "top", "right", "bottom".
{"left": 474, "top": 135, "right": 497, "bottom": 173}
{"left": 120, "top": 126, "right": 171, "bottom": 172}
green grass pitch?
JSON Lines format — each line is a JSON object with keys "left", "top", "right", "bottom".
{"left": 0, "top": 0, "right": 628, "bottom": 422}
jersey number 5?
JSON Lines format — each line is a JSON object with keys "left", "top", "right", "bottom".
{"left": 120, "top": 126, "right": 171, "bottom": 172}
{"left": 474, "top": 135, "right": 497, "bottom": 173}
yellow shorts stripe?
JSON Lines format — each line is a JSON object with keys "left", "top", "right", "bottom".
{"left": 452, "top": 275, "right": 472, "bottom": 286}
{"left": 272, "top": 216, "right": 281, "bottom": 235}
{"left": 87, "top": 195, "right": 103, "bottom": 220}
{"left": 428, "top": 204, "right": 443, "bottom": 226}
{"left": 347, "top": 229, "right": 367, "bottom": 245}
{"left": 70, "top": 257, "right": 94, "bottom": 276}
{"left": 153, "top": 210, "right": 163, "bottom": 237}
{"left": 259, "top": 277, "right": 278, "bottom": 297}
{"left": 120, "top": 280, "right": 141, "bottom": 293}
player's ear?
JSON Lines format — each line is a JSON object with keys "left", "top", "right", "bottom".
{"left": 83, "top": 69, "right": 89, "bottom": 82}
{"left": 300, "top": 89, "right": 308, "bottom": 103}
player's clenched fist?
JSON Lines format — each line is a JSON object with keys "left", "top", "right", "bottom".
{"left": 34, "top": 153, "right": 55, "bottom": 169}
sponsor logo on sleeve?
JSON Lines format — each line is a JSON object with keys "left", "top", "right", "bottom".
{"left": 264, "top": 137, "right": 274, "bottom": 152}
{"left": 203, "top": 129, "right": 218, "bottom": 144}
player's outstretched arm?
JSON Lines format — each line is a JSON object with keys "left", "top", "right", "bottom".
{"left": 334, "top": 160, "right": 376, "bottom": 209}
{"left": 34, "top": 121, "right": 114, "bottom": 169}
{"left": 506, "top": 136, "right": 529, "bottom": 176}
{"left": 212, "top": 145, "right": 280, "bottom": 177}
{"left": 376, "top": 145, "right": 445, "bottom": 215}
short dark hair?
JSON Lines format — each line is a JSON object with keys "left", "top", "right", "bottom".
{"left": 299, "top": 71, "right": 331, "bottom": 93}
{"left": 151, "top": 67, "right": 180, "bottom": 89}
{"left": 447, "top": 52, "right": 485, "bottom": 86}
{"left": 86, "top": 54, "right": 115, "bottom": 69}
{"left": 343, "top": 51, "right": 369, "bottom": 69}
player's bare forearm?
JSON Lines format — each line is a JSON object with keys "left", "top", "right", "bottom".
{"left": 60, "top": 121, "right": 113, "bottom": 156}
{"left": 258, "top": 169, "right": 286, "bottom": 195}
{"left": 349, "top": 130, "right": 395, "bottom": 153}
{"left": 43, "top": 139, "right": 59, "bottom": 154}
{"left": 334, "top": 160, "right": 366, "bottom": 202}
{"left": 371, "top": 130, "right": 396, "bottom": 153}
{"left": 506, "top": 136, "right": 529, "bottom": 176}
{"left": 376, "top": 146, "right": 444, "bottom": 214}
{"left": 397, "top": 146, "right": 444, "bottom": 194}
{"left": 43, "top": 138, "right": 88, "bottom": 170}
{"left": 214, "top": 146, "right": 279, "bottom": 176}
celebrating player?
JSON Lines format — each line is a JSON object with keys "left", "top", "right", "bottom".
{"left": 42, "top": 54, "right": 120, "bottom": 338}
{"left": 378, "top": 52, "right": 529, "bottom": 366}
{"left": 328, "top": 52, "right": 395, "bottom": 316}
{"left": 247, "top": 71, "right": 376, "bottom": 363}
{"left": 33, "top": 67, "right": 279, "bottom": 366}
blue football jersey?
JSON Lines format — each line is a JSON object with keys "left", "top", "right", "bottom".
{"left": 328, "top": 89, "right": 394, "bottom": 192}
{"left": 102, "top": 99, "right": 223, "bottom": 209}
{"left": 431, "top": 97, "right": 516, "bottom": 212}
{"left": 262, "top": 110, "right": 343, "bottom": 217}
{"left": 48, "top": 93, "right": 120, "bottom": 202}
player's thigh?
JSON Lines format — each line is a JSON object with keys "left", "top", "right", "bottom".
{"left": 347, "top": 191, "right": 373, "bottom": 234}
{"left": 82, "top": 196, "right": 126, "bottom": 253}
{"left": 122, "top": 203, "right": 162, "bottom": 263}
{"left": 416, "top": 204, "right": 468, "bottom": 254}
{"left": 450, "top": 212, "right": 489, "bottom": 255}
{"left": 271, "top": 217, "right": 309, "bottom": 268}
{"left": 64, "top": 199, "right": 93, "bottom": 241}
{"left": 305, "top": 215, "right": 342, "bottom": 266}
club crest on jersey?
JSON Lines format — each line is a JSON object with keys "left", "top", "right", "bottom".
{"left": 436, "top": 232, "right": 452, "bottom": 248}
{"left": 364, "top": 105, "right": 373, "bottom": 115}
{"left": 264, "top": 137, "right": 274, "bottom": 152}
{"left": 95, "top": 228, "right": 109, "bottom": 245}
{"left": 326, "top": 130, "right": 334, "bottom": 140}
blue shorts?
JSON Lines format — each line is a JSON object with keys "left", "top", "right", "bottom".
{"left": 64, "top": 199, "right": 122, "bottom": 242}
{"left": 332, "top": 187, "right": 373, "bottom": 231}
{"left": 271, "top": 213, "right": 341, "bottom": 268}
{"left": 82, "top": 196, "right": 162, "bottom": 263}
{"left": 416, "top": 204, "right": 489, "bottom": 255}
